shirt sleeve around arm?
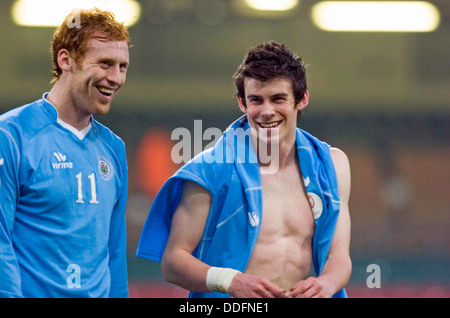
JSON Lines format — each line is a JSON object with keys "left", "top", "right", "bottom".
{"left": 107, "top": 142, "right": 129, "bottom": 298}
{"left": 0, "top": 127, "right": 22, "bottom": 297}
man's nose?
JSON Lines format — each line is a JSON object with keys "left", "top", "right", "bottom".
{"left": 260, "top": 101, "right": 276, "bottom": 117}
{"left": 107, "top": 65, "right": 125, "bottom": 86}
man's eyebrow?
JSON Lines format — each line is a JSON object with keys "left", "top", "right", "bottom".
{"left": 247, "top": 94, "right": 262, "bottom": 99}
{"left": 247, "top": 93, "right": 289, "bottom": 99}
{"left": 271, "top": 93, "right": 289, "bottom": 98}
{"left": 98, "top": 57, "right": 129, "bottom": 65}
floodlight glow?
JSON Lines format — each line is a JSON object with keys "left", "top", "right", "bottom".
{"left": 311, "top": 1, "right": 440, "bottom": 32}
{"left": 244, "top": 0, "right": 299, "bottom": 11}
{"left": 12, "top": 0, "right": 141, "bottom": 27}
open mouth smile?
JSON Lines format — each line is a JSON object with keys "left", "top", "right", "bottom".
{"left": 258, "top": 121, "right": 281, "bottom": 128}
{"left": 96, "top": 86, "right": 115, "bottom": 97}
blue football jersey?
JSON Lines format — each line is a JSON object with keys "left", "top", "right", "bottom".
{"left": 0, "top": 94, "right": 128, "bottom": 297}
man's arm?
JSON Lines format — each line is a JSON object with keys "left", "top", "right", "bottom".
{"left": 108, "top": 145, "right": 129, "bottom": 298}
{"left": 0, "top": 128, "right": 23, "bottom": 297}
{"left": 290, "top": 147, "right": 352, "bottom": 298}
{"left": 161, "top": 180, "right": 287, "bottom": 298}
{"left": 161, "top": 180, "right": 212, "bottom": 292}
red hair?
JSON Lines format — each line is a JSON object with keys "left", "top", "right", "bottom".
{"left": 50, "top": 7, "right": 131, "bottom": 83}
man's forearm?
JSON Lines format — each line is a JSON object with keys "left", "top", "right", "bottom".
{"left": 318, "top": 254, "right": 352, "bottom": 296}
{"left": 161, "top": 249, "right": 211, "bottom": 293}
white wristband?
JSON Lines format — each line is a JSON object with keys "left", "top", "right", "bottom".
{"left": 206, "top": 267, "right": 241, "bottom": 294}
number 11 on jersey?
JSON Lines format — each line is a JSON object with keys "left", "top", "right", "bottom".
{"left": 76, "top": 172, "right": 99, "bottom": 204}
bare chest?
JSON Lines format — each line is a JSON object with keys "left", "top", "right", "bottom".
{"left": 259, "top": 173, "right": 314, "bottom": 239}
{"left": 245, "top": 168, "right": 316, "bottom": 289}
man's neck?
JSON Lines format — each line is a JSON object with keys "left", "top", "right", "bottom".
{"left": 257, "top": 137, "right": 297, "bottom": 175}
{"left": 46, "top": 84, "right": 91, "bottom": 131}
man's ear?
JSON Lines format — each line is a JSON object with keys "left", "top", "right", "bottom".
{"left": 56, "top": 49, "right": 73, "bottom": 73}
{"left": 295, "top": 90, "right": 309, "bottom": 111}
{"left": 237, "top": 96, "right": 247, "bottom": 113}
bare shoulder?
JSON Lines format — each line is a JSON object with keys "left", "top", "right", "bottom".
{"left": 181, "top": 179, "right": 211, "bottom": 198}
{"left": 330, "top": 147, "right": 350, "bottom": 174}
{"left": 330, "top": 147, "right": 349, "bottom": 164}
{"left": 329, "top": 147, "right": 351, "bottom": 200}
{"left": 177, "top": 180, "right": 212, "bottom": 215}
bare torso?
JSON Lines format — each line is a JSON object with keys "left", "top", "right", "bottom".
{"left": 244, "top": 161, "right": 315, "bottom": 291}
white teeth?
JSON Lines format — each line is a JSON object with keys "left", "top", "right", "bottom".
{"left": 97, "top": 87, "right": 114, "bottom": 95}
{"left": 260, "top": 121, "right": 280, "bottom": 128}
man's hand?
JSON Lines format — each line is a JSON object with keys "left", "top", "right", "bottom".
{"left": 289, "top": 277, "right": 334, "bottom": 298}
{"left": 228, "top": 273, "right": 288, "bottom": 298}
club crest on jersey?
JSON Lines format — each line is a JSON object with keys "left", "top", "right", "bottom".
{"left": 98, "top": 157, "right": 114, "bottom": 180}
{"left": 307, "top": 192, "right": 323, "bottom": 220}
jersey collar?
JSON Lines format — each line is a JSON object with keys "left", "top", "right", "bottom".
{"left": 41, "top": 92, "right": 92, "bottom": 140}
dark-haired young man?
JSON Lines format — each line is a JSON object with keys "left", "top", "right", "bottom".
{"left": 137, "top": 41, "right": 351, "bottom": 298}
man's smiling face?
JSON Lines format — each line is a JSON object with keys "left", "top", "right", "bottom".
{"left": 67, "top": 36, "right": 129, "bottom": 116}
{"left": 239, "top": 77, "right": 308, "bottom": 147}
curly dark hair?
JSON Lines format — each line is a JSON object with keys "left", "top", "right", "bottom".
{"left": 233, "top": 41, "right": 307, "bottom": 108}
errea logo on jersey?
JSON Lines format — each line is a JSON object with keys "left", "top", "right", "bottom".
{"left": 52, "top": 152, "right": 73, "bottom": 169}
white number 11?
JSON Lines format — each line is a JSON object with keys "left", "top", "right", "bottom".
{"left": 76, "top": 172, "right": 99, "bottom": 204}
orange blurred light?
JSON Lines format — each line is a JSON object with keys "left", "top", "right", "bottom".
{"left": 136, "top": 129, "right": 179, "bottom": 197}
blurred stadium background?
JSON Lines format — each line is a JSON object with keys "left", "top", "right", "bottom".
{"left": 1, "top": 0, "right": 449, "bottom": 298}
